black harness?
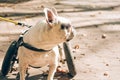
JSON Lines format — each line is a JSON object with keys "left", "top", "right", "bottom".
{"left": 17, "top": 36, "right": 52, "bottom": 52}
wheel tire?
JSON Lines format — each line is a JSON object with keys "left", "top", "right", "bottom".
{"left": 63, "top": 42, "right": 76, "bottom": 78}
{"left": 1, "top": 41, "right": 18, "bottom": 76}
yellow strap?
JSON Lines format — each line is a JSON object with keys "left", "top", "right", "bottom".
{"left": 0, "top": 16, "right": 18, "bottom": 25}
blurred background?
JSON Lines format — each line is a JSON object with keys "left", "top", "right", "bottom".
{"left": 0, "top": 0, "right": 120, "bottom": 80}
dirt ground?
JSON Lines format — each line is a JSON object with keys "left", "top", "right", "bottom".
{"left": 0, "top": 0, "right": 120, "bottom": 80}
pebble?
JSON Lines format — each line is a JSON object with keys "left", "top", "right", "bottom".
{"left": 106, "top": 64, "right": 109, "bottom": 66}
{"left": 81, "top": 33, "right": 87, "bottom": 37}
{"left": 102, "top": 34, "right": 106, "bottom": 39}
{"left": 104, "top": 72, "right": 108, "bottom": 76}
{"left": 74, "top": 56, "right": 76, "bottom": 59}
{"left": 81, "top": 53, "right": 85, "bottom": 56}
{"left": 74, "top": 45, "right": 80, "bottom": 49}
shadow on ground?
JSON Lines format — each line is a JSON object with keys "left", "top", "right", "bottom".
{"left": 0, "top": 71, "right": 71, "bottom": 80}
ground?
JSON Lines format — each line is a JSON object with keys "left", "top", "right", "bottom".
{"left": 0, "top": 0, "right": 120, "bottom": 80}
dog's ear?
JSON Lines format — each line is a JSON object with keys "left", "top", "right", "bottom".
{"left": 44, "top": 8, "right": 57, "bottom": 28}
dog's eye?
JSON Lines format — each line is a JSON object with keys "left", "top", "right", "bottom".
{"left": 66, "top": 24, "right": 71, "bottom": 29}
{"left": 61, "top": 24, "right": 65, "bottom": 30}
{"left": 61, "top": 24, "right": 71, "bottom": 30}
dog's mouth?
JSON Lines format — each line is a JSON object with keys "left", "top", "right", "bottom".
{"left": 66, "top": 37, "right": 73, "bottom": 42}
{"left": 66, "top": 39, "right": 70, "bottom": 42}
{"left": 65, "top": 35, "right": 74, "bottom": 42}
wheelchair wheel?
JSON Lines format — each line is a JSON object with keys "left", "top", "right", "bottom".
{"left": 63, "top": 42, "right": 76, "bottom": 78}
{"left": 1, "top": 41, "right": 18, "bottom": 76}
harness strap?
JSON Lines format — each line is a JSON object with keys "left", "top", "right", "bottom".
{"left": 18, "top": 36, "right": 52, "bottom": 52}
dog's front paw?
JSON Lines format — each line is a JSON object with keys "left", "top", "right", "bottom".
{"left": 57, "top": 66, "right": 67, "bottom": 73}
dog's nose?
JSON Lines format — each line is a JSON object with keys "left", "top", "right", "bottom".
{"left": 66, "top": 32, "right": 75, "bottom": 42}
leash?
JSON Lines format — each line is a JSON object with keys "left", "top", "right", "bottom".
{"left": 0, "top": 16, "right": 31, "bottom": 28}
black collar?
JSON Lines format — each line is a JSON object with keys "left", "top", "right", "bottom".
{"left": 18, "top": 37, "right": 52, "bottom": 52}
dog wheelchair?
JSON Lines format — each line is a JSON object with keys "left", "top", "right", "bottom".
{"left": 1, "top": 36, "right": 76, "bottom": 79}
{"left": 0, "top": 17, "right": 76, "bottom": 79}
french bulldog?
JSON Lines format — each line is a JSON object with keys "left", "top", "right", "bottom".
{"left": 18, "top": 8, "right": 75, "bottom": 80}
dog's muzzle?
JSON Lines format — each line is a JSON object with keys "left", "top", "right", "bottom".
{"left": 66, "top": 30, "right": 76, "bottom": 42}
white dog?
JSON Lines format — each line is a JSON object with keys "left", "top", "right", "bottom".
{"left": 18, "top": 8, "right": 75, "bottom": 80}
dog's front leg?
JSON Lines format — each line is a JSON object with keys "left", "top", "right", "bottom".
{"left": 47, "top": 62, "right": 58, "bottom": 80}
{"left": 19, "top": 62, "right": 28, "bottom": 80}
{"left": 58, "top": 45, "right": 64, "bottom": 64}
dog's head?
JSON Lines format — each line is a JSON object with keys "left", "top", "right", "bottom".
{"left": 44, "top": 8, "right": 76, "bottom": 42}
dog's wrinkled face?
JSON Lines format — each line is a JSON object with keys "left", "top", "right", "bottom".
{"left": 57, "top": 17, "right": 75, "bottom": 41}
{"left": 44, "top": 8, "right": 76, "bottom": 42}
